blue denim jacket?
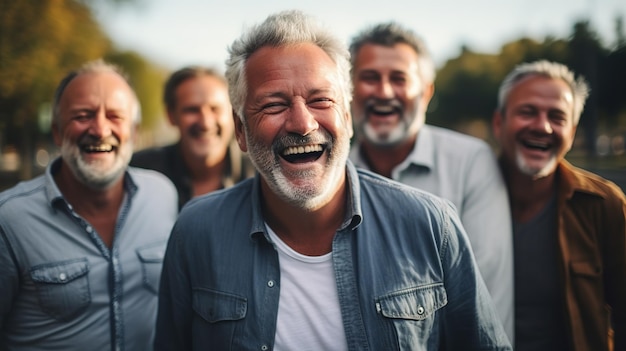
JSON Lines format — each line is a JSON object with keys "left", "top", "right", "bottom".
{"left": 156, "top": 161, "right": 512, "bottom": 351}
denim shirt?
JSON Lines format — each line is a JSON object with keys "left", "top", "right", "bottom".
{"left": 155, "top": 161, "right": 512, "bottom": 351}
{"left": 350, "top": 124, "right": 515, "bottom": 342}
{"left": 0, "top": 158, "right": 178, "bottom": 351}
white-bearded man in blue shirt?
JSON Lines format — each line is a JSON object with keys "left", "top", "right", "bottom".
{"left": 0, "top": 60, "right": 178, "bottom": 351}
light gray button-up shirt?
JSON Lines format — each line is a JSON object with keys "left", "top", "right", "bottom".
{"left": 0, "top": 158, "right": 178, "bottom": 351}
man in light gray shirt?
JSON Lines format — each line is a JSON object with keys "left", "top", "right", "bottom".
{"left": 0, "top": 60, "right": 178, "bottom": 350}
{"left": 349, "top": 22, "right": 515, "bottom": 342}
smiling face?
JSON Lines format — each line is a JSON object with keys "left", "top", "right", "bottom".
{"left": 168, "top": 75, "right": 233, "bottom": 166}
{"left": 351, "top": 43, "right": 433, "bottom": 147}
{"left": 53, "top": 71, "right": 136, "bottom": 189}
{"left": 493, "top": 75, "right": 577, "bottom": 179}
{"left": 235, "top": 43, "right": 352, "bottom": 210}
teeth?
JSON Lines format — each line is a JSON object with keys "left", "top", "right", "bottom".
{"left": 525, "top": 140, "right": 549, "bottom": 148}
{"left": 283, "top": 144, "right": 323, "bottom": 156}
{"left": 84, "top": 145, "right": 114, "bottom": 152}
{"left": 372, "top": 105, "right": 395, "bottom": 113}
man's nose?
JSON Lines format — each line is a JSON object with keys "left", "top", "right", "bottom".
{"left": 531, "top": 113, "right": 553, "bottom": 134}
{"left": 374, "top": 78, "right": 394, "bottom": 99}
{"left": 285, "top": 101, "right": 318, "bottom": 136}
{"left": 88, "top": 112, "right": 112, "bottom": 137}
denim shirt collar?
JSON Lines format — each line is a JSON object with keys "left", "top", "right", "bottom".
{"left": 248, "top": 160, "right": 363, "bottom": 241}
{"left": 44, "top": 157, "right": 138, "bottom": 210}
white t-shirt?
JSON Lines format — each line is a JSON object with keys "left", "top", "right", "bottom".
{"left": 266, "top": 224, "right": 348, "bottom": 351}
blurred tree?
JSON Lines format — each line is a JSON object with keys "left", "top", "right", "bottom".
{"left": 598, "top": 16, "right": 626, "bottom": 127}
{"left": 429, "top": 46, "right": 501, "bottom": 131}
{"left": 0, "top": 0, "right": 111, "bottom": 179}
{"left": 0, "top": 0, "right": 166, "bottom": 182}
{"left": 429, "top": 19, "right": 626, "bottom": 158}
{"left": 566, "top": 21, "right": 606, "bottom": 158}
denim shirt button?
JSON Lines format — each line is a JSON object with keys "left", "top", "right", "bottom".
{"left": 267, "top": 280, "right": 275, "bottom": 288}
{"left": 261, "top": 345, "right": 268, "bottom": 350}
{"left": 417, "top": 305, "right": 425, "bottom": 315}
{"left": 85, "top": 225, "right": 93, "bottom": 233}
{"left": 59, "top": 273, "right": 67, "bottom": 281}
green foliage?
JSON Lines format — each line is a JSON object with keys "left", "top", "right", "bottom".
{"left": 0, "top": 0, "right": 111, "bottom": 124}
{"left": 0, "top": 0, "right": 163, "bottom": 180}
{"left": 430, "top": 17, "right": 626, "bottom": 145}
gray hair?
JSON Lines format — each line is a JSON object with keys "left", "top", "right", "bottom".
{"left": 225, "top": 10, "right": 352, "bottom": 120}
{"left": 497, "top": 60, "right": 589, "bottom": 125}
{"left": 349, "top": 22, "right": 436, "bottom": 85}
{"left": 52, "top": 59, "right": 141, "bottom": 126}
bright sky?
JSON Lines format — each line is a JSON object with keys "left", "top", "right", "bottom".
{"left": 94, "top": 0, "right": 625, "bottom": 72}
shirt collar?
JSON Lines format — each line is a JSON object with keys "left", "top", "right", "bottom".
{"left": 350, "top": 125, "right": 435, "bottom": 172}
{"left": 404, "top": 124, "right": 434, "bottom": 171}
{"left": 248, "top": 160, "right": 363, "bottom": 240}
{"left": 44, "top": 157, "right": 137, "bottom": 209}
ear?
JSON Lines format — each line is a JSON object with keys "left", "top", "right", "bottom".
{"left": 233, "top": 111, "right": 247, "bottom": 152}
{"left": 166, "top": 108, "right": 177, "bottom": 126}
{"left": 421, "top": 82, "right": 435, "bottom": 107}
{"left": 492, "top": 109, "right": 503, "bottom": 141}
{"left": 566, "top": 124, "right": 578, "bottom": 152}
{"left": 131, "top": 122, "right": 139, "bottom": 146}
{"left": 52, "top": 120, "right": 62, "bottom": 147}
{"left": 343, "top": 106, "right": 354, "bottom": 139}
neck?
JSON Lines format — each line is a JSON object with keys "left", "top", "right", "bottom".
{"left": 359, "top": 136, "right": 416, "bottom": 178}
{"left": 501, "top": 160, "right": 556, "bottom": 223}
{"left": 182, "top": 149, "right": 229, "bottom": 196}
{"left": 54, "top": 162, "right": 125, "bottom": 248}
{"left": 260, "top": 176, "right": 347, "bottom": 256}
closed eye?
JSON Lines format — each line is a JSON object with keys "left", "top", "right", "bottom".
{"left": 261, "top": 102, "right": 288, "bottom": 114}
{"left": 309, "top": 98, "right": 334, "bottom": 109}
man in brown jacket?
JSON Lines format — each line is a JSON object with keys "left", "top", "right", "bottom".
{"left": 493, "top": 60, "right": 625, "bottom": 351}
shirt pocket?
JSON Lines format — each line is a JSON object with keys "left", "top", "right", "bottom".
{"left": 30, "top": 258, "right": 91, "bottom": 321}
{"left": 192, "top": 288, "right": 247, "bottom": 346}
{"left": 136, "top": 241, "right": 167, "bottom": 294}
{"left": 376, "top": 284, "right": 447, "bottom": 350}
{"left": 192, "top": 288, "right": 247, "bottom": 323}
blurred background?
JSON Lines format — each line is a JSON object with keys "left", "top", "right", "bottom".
{"left": 1, "top": 0, "right": 625, "bottom": 191}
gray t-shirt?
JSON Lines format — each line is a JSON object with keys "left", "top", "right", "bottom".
{"left": 514, "top": 194, "right": 569, "bottom": 351}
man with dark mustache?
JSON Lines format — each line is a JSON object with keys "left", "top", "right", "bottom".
{"left": 0, "top": 60, "right": 178, "bottom": 350}
{"left": 131, "top": 66, "right": 254, "bottom": 210}
{"left": 348, "top": 22, "right": 515, "bottom": 342}
{"left": 154, "top": 10, "right": 511, "bottom": 350}
{"left": 493, "top": 60, "right": 626, "bottom": 351}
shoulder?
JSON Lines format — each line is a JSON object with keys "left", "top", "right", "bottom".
{"left": 357, "top": 168, "right": 455, "bottom": 215}
{"left": 563, "top": 162, "right": 626, "bottom": 203}
{"left": 425, "top": 126, "right": 499, "bottom": 174}
{"left": 0, "top": 175, "right": 46, "bottom": 208}
{"left": 128, "top": 167, "right": 177, "bottom": 196}
{"left": 427, "top": 125, "right": 492, "bottom": 153}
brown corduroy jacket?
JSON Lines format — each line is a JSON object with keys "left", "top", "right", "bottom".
{"left": 555, "top": 160, "right": 626, "bottom": 351}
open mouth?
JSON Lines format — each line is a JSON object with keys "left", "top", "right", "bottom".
{"left": 281, "top": 144, "right": 325, "bottom": 163}
{"left": 368, "top": 104, "right": 399, "bottom": 116}
{"left": 81, "top": 144, "right": 117, "bottom": 153}
{"left": 521, "top": 139, "right": 551, "bottom": 152}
